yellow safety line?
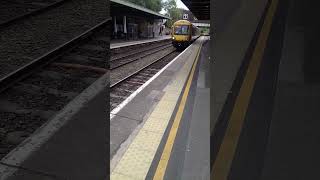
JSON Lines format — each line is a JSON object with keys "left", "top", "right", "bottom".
{"left": 211, "top": 0, "right": 278, "bottom": 179}
{"left": 153, "top": 39, "right": 203, "bottom": 180}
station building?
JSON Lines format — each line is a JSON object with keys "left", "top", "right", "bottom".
{"left": 110, "top": 0, "right": 170, "bottom": 40}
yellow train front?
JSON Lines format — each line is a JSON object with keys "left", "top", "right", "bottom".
{"left": 171, "top": 20, "right": 200, "bottom": 49}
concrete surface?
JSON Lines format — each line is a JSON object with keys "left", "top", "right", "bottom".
{"left": 212, "top": 0, "right": 320, "bottom": 179}
{"left": 261, "top": 1, "right": 320, "bottom": 179}
{"left": 180, "top": 38, "right": 210, "bottom": 180}
{"left": 212, "top": 0, "right": 268, "bottom": 131}
{"left": 110, "top": 35, "right": 171, "bottom": 49}
{"left": 163, "top": 37, "right": 210, "bottom": 180}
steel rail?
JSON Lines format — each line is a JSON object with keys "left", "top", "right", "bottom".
{"left": 110, "top": 41, "right": 171, "bottom": 62}
{"left": 110, "top": 50, "right": 176, "bottom": 88}
{"left": 0, "top": 0, "right": 69, "bottom": 28}
{"left": 0, "top": 17, "right": 111, "bottom": 93}
{"left": 110, "top": 44, "right": 173, "bottom": 70}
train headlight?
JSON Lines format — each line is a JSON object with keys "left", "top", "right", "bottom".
{"left": 172, "top": 36, "right": 175, "bottom": 40}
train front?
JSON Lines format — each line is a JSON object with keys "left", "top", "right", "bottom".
{"left": 171, "top": 21, "right": 191, "bottom": 49}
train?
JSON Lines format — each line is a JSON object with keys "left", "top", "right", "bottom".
{"left": 171, "top": 20, "right": 201, "bottom": 49}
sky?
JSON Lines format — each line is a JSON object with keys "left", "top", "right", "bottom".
{"left": 160, "top": 0, "right": 189, "bottom": 14}
{"left": 176, "top": 0, "right": 188, "bottom": 10}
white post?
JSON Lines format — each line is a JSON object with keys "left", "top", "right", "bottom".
{"left": 123, "top": 16, "right": 127, "bottom": 34}
{"left": 153, "top": 22, "right": 156, "bottom": 37}
{"left": 114, "top": 16, "right": 117, "bottom": 33}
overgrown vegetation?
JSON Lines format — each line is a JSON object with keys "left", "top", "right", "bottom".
{"left": 126, "top": 0, "right": 163, "bottom": 12}
{"left": 163, "top": 0, "right": 182, "bottom": 27}
{"left": 125, "top": 0, "right": 182, "bottom": 28}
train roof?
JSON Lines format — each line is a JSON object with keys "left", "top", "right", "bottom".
{"left": 173, "top": 20, "right": 192, "bottom": 26}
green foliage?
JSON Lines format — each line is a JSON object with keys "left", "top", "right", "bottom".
{"left": 145, "top": 0, "right": 162, "bottom": 12}
{"left": 126, "top": 0, "right": 163, "bottom": 12}
{"left": 163, "top": 0, "right": 181, "bottom": 27}
{"left": 124, "top": 0, "right": 181, "bottom": 27}
{"left": 200, "top": 27, "right": 210, "bottom": 33}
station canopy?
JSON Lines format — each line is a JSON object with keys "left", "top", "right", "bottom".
{"left": 181, "top": 0, "right": 210, "bottom": 20}
{"left": 192, "top": 20, "right": 210, "bottom": 27}
{"left": 110, "top": 0, "right": 170, "bottom": 19}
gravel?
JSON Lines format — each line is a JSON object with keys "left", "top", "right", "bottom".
{"left": 0, "top": 0, "right": 58, "bottom": 24}
{"left": 58, "top": 28, "right": 109, "bottom": 68}
{"left": 0, "top": 111, "right": 46, "bottom": 159}
{"left": 23, "top": 71, "right": 93, "bottom": 93}
{"left": 0, "top": 0, "right": 108, "bottom": 78}
{"left": 1, "top": 87, "right": 70, "bottom": 111}
{"left": 5, "top": 131, "right": 29, "bottom": 145}
{"left": 0, "top": 0, "right": 109, "bottom": 161}
{"left": 110, "top": 46, "right": 176, "bottom": 85}
{"left": 110, "top": 40, "right": 171, "bottom": 61}
{"left": 110, "top": 51, "right": 180, "bottom": 111}
{"left": 110, "top": 44, "right": 172, "bottom": 69}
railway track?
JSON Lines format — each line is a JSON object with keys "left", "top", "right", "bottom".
{"left": 0, "top": 19, "right": 110, "bottom": 160}
{"left": 110, "top": 49, "right": 179, "bottom": 111}
{"left": 110, "top": 39, "right": 171, "bottom": 60}
{"left": 110, "top": 43, "right": 173, "bottom": 69}
{"left": 109, "top": 38, "right": 179, "bottom": 111}
{"left": 0, "top": 0, "right": 68, "bottom": 28}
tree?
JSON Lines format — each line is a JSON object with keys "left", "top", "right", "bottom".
{"left": 163, "top": 0, "right": 181, "bottom": 27}
{"left": 126, "top": 0, "right": 145, "bottom": 8}
{"left": 126, "top": 0, "right": 163, "bottom": 12}
{"left": 145, "top": 0, "right": 162, "bottom": 12}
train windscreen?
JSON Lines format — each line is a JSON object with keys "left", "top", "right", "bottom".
{"left": 174, "top": 25, "right": 189, "bottom": 35}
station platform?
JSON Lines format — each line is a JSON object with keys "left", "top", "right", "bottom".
{"left": 110, "top": 35, "right": 171, "bottom": 49}
{"left": 110, "top": 35, "right": 210, "bottom": 179}
{"left": 212, "top": 0, "right": 320, "bottom": 179}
